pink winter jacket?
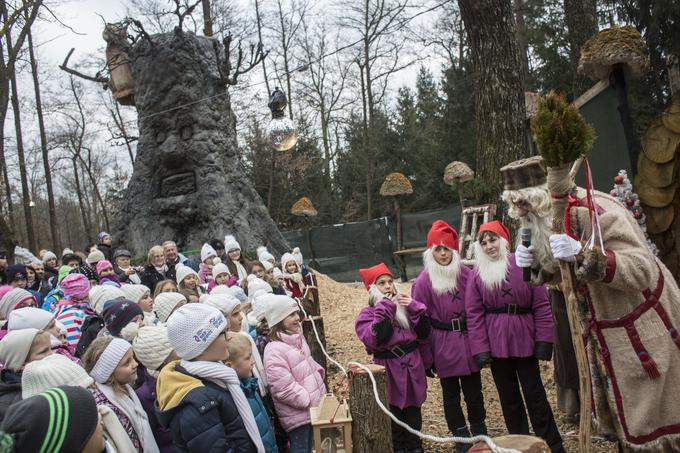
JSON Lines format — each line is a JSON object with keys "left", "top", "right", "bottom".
{"left": 263, "top": 331, "right": 326, "bottom": 432}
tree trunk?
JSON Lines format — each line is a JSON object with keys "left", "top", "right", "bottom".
{"left": 72, "top": 157, "right": 91, "bottom": 237}
{"left": 77, "top": 152, "right": 111, "bottom": 232}
{"left": 201, "top": 0, "right": 213, "bottom": 36}
{"left": 514, "top": 0, "right": 530, "bottom": 89}
{"left": 112, "top": 101, "right": 135, "bottom": 164}
{"left": 254, "top": 0, "right": 271, "bottom": 96}
{"left": 276, "top": 0, "right": 294, "bottom": 120}
{"left": 301, "top": 316, "right": 328, "bottom": 387}
{"left": 458, "top": 0, "right": 527, "bottom": 207}
{"left": 348, "top": 364, "right": 392, "bottom": 453}
{"left": 27, "top": 22, "right": 59, "bottom": 252}
{"left": 563, "top": 0, "right": 598, "bottom": 98}
{"left": 7, "top": 30, "right": 37, "bottom": 252}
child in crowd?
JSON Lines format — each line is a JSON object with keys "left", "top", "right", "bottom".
{"left": 0, "top": 328, "right": 52, "bottom": 421}
{"left": 227, "top": 332, "right": 278, "bottom": 453}
{"left": 280, "top": 253, "right": 306, "bottom": 298}
{"left": 103, "top": 299, "right": 145, "bottom": 340}
{"left": 157, "top": 304, "right": 265, "bottom": 452}
{"left": 97, "top": 260, "right": 122, "bottom": 287}
{"left": 154, "top": 292, "right": 187, "bottom": 324}
{"left": 356, "top": 263, "right": 429, "bottom": 453}
{"left": 82, "top": 337, "right": 160, "bottom": 452}
{"left": 261, "top": 262, "right": 287, "bottom": 295}
{"left": 225, "top": 235, "right": 250, "bottom": 283}
{"left": 122, "top": 284, "right": 158, "bottom": 326}
{"left": 153, "top": 279, "right": 178, "bottom": 298}
{"left": 54, "top": 273, "right": 93, "bottom": 347}
{"left": 76, "top": 264, "right": 100, "bottom": 288}
{"left": 180, "top": 288, "right": 200, "bottom": 303}
{"left": 76, "top": 285, "right": 125, "bottom": 358}
{"left": 257, "top": 246, "right": 276, "bottom": 268}
{"left": 250, "top": 261, "right": 266, "bottom": 280}
{"left": 114, "top": 249, "right": 143, "bottom": 284}
{"left": 0, "top": 288, "right": 36, "bottom": 327}
{"left": 8, "top": 307, "right": 76, "bottom": 362}
{"left": 198, "top": 243, "right": 218, "bottom": 286}
{"left": 209, "top": 261, "right": 238, "bottom": 293}
{"left": 0, "top": 385, "right": 105, "bottom": 453}
{"left": 176, "top": 263, "right": 204, "bottom": 299}
{"left": 263, "top": 294, "right": 326, "bottom": 453}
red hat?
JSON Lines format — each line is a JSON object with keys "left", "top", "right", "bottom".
{"left": 426, "top": 220, "right": 459, "bottom": 251}
{"left": 477, "top": 220, "right": 510, "bottom": 243}
{"left": 359, "top": 263, "right": 392, "bottom": 290}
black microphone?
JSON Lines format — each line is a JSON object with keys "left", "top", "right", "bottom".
{"left": 521, "top": 228, "right": 532, "bottom": 282}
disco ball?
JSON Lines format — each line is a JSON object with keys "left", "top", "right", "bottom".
{"left": 266, "top": 116, "right": 298, "bottom": 151}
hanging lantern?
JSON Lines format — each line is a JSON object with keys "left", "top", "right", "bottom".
{"left": 266, "top": 88, "right": 297, "bottom": 151}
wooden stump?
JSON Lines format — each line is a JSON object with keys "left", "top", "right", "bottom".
{"left": 472, "top": 435, "right": 549, "bottom": 453}
{"left": 300, "top": 285, "right": 320, "bottom": 317}
{"left": 302, "top": 316, "right": 328, "bottom": 386}
{"left": 348, "top": 364, "right": 392, "bottom": 453}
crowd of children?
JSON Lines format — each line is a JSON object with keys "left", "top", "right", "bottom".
{"left": 0, "top": 233, "right": 324, "bottom": 453}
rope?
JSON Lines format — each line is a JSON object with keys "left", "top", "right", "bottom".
{"left": 297, "top": 293, "right": 347, "bottom": 375}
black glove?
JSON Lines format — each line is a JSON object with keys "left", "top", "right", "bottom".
{"left": 534, "top": 341, "right": 553, "bottom": 361}
{"left": 425, "top": 366, "right": 437, "bottom": 378}
{"left": 414, "top": 316, "right": 431, "bottom": 340}
{"left": 474, "top": 352, "right": 492, "bottom": 368}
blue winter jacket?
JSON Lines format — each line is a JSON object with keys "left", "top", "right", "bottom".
{"left": 240, "top": 376, "right": 278, "bottom": 453}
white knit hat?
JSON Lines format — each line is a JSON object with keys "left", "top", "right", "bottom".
{"left": 263, "top": 294, "right": 299, "bottom": 328}
{"left": 175, "top": 263, "right": 199, "bottom": 285}
{"left": 201, "top": 243, "right": 218, "bottom": 263}
{"left": 86, "top": 250, "right": 106, "bottom": 266}
{"left": 212, "top": 262, "right": 231, "bottom": 280}
{"left": 257, "top": 246, "right": 275, "bottom": 263}
{"left": 89, "top": 338, "right": 132, "bottom": 384}
{"left": 246, "top": 275, "right": 273, "bottom": 302}
{"left": 224, "top": 235, "right": 241, "bottom": 252}
{"left": 154, "top": 292, "right": 187, "bottom": 323}
{"left": 7, "top": 307, "right": 53, "bottom": 331}
{"left": 0, "top": 328, "right": 42, "bottom": 371}
{"left": 262, "top": 261, "right": 274, "bottom": 272}
{"left": 89, "top": 285, "right": 125, "bottom": 315}
{"left": 166, "top": 304, "right": 226, "bottom": 360}
{"left": 131, "top": 325, "right": 173, "bottom": 371}
{"left": 120, "top": 284, "right": 150, "bottom": 304}
{"left": 41, "top": 251, "right": 57, "bottom": 264}
{"left": 250, "top": 293, "right": 269, "bottom": 324}
{"left": 202, "top": 294, "right": 240, "bottom": 317}
{"left": 273, "top": 267, "right": 284, "bottom": 280}
{"left": 292, "top": 247, "right": 304, "bottom": 267}
{"left": 22, "top": 353, "right": 94, "bottom": 399}
{"left": 0, "top": 288, "right": 36, "bottom": 319}
{"left": 210, "top": 284, "right": 247, "bottom": 303}
{"left": 280, "top": 253, "right": 296, "bottom": 269}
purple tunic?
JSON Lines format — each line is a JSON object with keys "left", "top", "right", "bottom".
{"left": 355, "top": 298, "right": 427, "bottom": 409}
{"left": 465, "top": 253, "right": 554, "bottom": 358}
{"left": 412, "top": 266, "right": 479, "bottom": 377}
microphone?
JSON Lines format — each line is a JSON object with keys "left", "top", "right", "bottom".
{"left": 520, "top": 228, "right": 532, "bottom": 282}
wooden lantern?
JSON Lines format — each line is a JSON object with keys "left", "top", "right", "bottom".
{"left": 310, "top": 393, "right": 353, "bottom": 453}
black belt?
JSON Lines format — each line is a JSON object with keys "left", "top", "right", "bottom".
{"left": 431, "top": 318, "right": 467, "bottom": 332}
{"left": 373, "top": 341, "right": 419, "bottom": 359}
{"left": 485, "top": 304, "right": 532, "bottom": 315}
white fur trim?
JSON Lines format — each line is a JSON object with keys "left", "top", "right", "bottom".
{"left": 422, "top": 248, "right": 460, "bottom": 295}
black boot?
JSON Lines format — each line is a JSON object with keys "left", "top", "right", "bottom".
{"left": 469, "top": 422, "right": 488, "bottom": 436}
{"left": 454, "top": 426, "right": 472, "bottom": 453}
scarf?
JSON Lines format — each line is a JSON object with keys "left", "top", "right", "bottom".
{"left": 180, "top": 360, "right": 266, "bottom": 453}
{"left": 245, "top": 335, "right": 268, "bottom": 396}
{"left": 233, "top": 261, "right": 248, "bottom": 282}
{"left": 96, "top": 382, "right": 160, "bottom": 453}
{"left": 119, "top": 267, "right": 142, "bottom": 284}
{"left": 154, "top": 264, "right": 168, "bottom": 276}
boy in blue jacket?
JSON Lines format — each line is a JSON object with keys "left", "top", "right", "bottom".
{"left": 227, "top": 331, "right": 278, "bottom": 453}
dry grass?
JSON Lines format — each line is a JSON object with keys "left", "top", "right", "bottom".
{"left": 315, "top": 272, "right": 617, "bottom": 452}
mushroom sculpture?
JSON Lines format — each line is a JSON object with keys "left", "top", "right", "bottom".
{"left": 291, "top": 197, "right": 318, "bottom": 267}
{"left": 578, "top": 25, "right": 649, "bottom": 82}
{"left": 443, "top": 161, "right": 475, "bottom": 211}
{"left": 380, "top": 172, "right": 413, "bottom": 250}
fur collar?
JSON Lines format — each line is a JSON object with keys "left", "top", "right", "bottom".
{"left": 473, "top": 240, "right": 509, "bottom": 291}
{"left": 423, "top": 248, "right": 460, "bottom": 295}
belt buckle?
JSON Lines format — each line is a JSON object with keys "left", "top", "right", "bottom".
{"left": 507, "top": 304, "right": 518, "bottom": 315}
{"left": 451, "top": 318, "right": 461, "bottom": 332}
{"left": 390, "top": 345, "right": 406, "bottom": 358}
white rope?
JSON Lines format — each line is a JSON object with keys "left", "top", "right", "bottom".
{"left": 296, "top": 286, "right": 521, "bottom": 453}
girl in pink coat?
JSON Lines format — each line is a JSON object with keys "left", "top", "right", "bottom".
{"left": 263, "top": 294, "right": 326, "bottom": 453}
{"left": 355, "top": 263, "right": 428, "bottom": 453}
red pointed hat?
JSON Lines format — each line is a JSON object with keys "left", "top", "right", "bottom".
{"left": 477, "top": 220, "right": 510, "bottom": 243}
{"left": 359, "top": 263, "right": 392, "bottom": 290}
{"left": 426, "top": 220, "right": 459, "bottom": 251}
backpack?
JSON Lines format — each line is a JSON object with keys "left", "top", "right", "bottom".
{"left": 75, "top": 314, "right": 105, "bottom": 358}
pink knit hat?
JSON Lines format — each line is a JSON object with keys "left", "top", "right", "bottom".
{"left": 0, "top": 286, "right": 13, "bottom": 300}
{"left": 61, "top": 274, "right": 90, "bottom": 300}
{"left": 95, "top": 260, "right": 113, "bottom": 275}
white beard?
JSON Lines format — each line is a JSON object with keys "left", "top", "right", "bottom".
{"left": 518, "top": 212, "right": 558, "bottom": 274}
{"left": 368, "top": 284, "right": 410, "bottom": 330}
{"left": 423, "top": 248, "right": 460, "bottom": 295}
{"left": 474, "top": 239, "right": 509, "bottom": 291}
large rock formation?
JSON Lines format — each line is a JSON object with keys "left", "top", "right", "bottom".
{"left": 116, "top": 30, "right": 288, "bottom": 255}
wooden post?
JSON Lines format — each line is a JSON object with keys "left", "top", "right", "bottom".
{"left": 394, "top": 197, "right": 402, "bottom": 250}
{"left": 300, "top": 286, "right": 321, "bottom": 317}
{"left": 475, "top": 435, "right": 550, "bottom": 453}
{"left": 302, "top": 316, "right": 328, "bottom": 386}
{"left": 348, "top": 364, "right": 392, "bottom": 453}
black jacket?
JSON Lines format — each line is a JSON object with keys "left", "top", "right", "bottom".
{"left": 0, "top": 371, "right": 22, "bottom": 424}
{"left": 98, "top": 243, "right": 114, "bottom": 262}
{"left": 141, "top": 264, "right": 176, "bottom": 293}
{"left": 156, "top": 364, "right": 257, "bottom": 453}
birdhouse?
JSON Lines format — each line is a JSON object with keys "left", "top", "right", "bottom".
{"left": 310, "top": 393, "right": 352, "bottom": 453}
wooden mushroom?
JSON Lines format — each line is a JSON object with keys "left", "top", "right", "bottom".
{"left": 380, "top": 173, "right": 413, "bottom": 251}
{"left": 578, "top": 26, "right": 649, "bottom": 82}
{"left": 291, "top": 197, "right": 318, "bottom": 267}
{"left": 443, "top": 161, "right": 475, "bottom": 211}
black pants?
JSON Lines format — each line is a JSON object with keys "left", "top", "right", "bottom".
{"left": 491, "top": 357, "right": 563, "bottom": 452}
{"left": 390, "top": 405, "right": 422, "bottom": 451}
{"left": 440, "top": 372, "right": 486, "bottom": 432}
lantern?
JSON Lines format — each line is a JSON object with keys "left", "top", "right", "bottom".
{"left": 310, "top": 393, "right": 353, "bottom": 453}
{"left": 266, "top": 88, "right": 297, "bottom": 151}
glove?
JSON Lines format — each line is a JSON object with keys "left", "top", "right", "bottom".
{"left": 534, "top": 341, "right": 553, "bottom": 361}
{"left": 515, "top": 244, "right": 535, "bottom": 268}
{"left": 474, "top": 352, "right": 492, "bottom": 368}
{"left": 425, "top": 366, "right": 437, "bottom": 378}
{"left": 549, "top": 234, "right": 582, "bottom": 262}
